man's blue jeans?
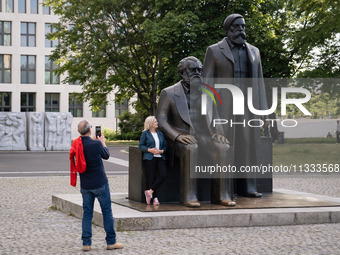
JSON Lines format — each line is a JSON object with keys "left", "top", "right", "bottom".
{"left": 81, "top": 182, "right": 116, "bottom": 246}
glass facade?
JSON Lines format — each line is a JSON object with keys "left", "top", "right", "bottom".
{"left": 6, "top": 0, "right": 14, "bottom": 13}
{"left": 69, "top": 93, "right": 83, "bottom": 117}
{"left": 30, "top": 0, "right": 38, "bottom": 14}
{"left": 42, "top": 0, "right": 50, "bottom": 14}
{"left": 18, "top": 0, "right": 26, "bottom": 13}
{"left": 0, "top": 21, "right": 11, "bottom": 46}
{"left": 0, "top": 54, "right": 11, "bottom": 83}
{"left": 0, "top": 92, "right": 11, "bottom": 112}
{"left": 45, "top": 93, "right": 59, "bottom": 112}
{"left": 45, "top": 23, "right": 58, "bottom": 47}
{"left": 0, "top": 4, "right": 115, "bottom": 129}
{"left": 115, "top": 99, "right": 128, "bottom": 117}
{"left": 21, "top": 22, "right": 36, "bottom": 47}
{"left": 45, "top": 56, "right": 59, "bottom": 84}
{"left": 21, "top": 55, "right": 36, "bottom": 84}
{"left": 92, "top": 104, "right": 106, "bottom": 118}
{"left": 21, "top": 92, "right": 36, "bottom": 112}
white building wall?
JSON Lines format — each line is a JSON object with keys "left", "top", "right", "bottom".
{"left": 277, "top": 119, "right": 339, "bottom": 138}
{"left": 0, "top": 1, "right": 121, "bottom": 140}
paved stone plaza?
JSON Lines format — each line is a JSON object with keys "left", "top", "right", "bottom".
{"left": 1, "top": 175, "right": 340, "bottom": 255}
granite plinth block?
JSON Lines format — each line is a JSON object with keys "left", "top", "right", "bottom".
{"left": 128, "top": 137, "right": 273, "bottom": 204}
{"left": 255, "top": 137, "right": 273, "bottom": 192}
{"left": 52, "top": 190, "right": 340, "bottom": 231}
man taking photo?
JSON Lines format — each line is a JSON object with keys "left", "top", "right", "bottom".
{"left": 70, "top": 120, "right": 124, "bottom": 252}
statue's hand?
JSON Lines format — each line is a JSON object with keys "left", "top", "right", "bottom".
{"left": 212, "top": 134, "right": 229, "bottom": 144}
{"left": 177, "top": 134, "right": 197, "bottom": 145}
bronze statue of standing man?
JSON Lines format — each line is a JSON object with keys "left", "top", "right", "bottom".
{"left": 203, "top": 14, "right": 269, "bottom": 197}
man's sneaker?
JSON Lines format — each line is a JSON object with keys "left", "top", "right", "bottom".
{"left": 82, "top": 246, "right": 91, "bottom": 252}
{"left": 153, "top": 197, "right": 160, "bottom": 205}
{"left": 107, "top": 242, "right": 124, "bottom": 250}
{"left": 145, "top": 190, "right": 152, "bottom": 205}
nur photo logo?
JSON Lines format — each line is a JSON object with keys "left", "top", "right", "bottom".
{"left": 200, "top": 83, "right": 312, "bottom": 128}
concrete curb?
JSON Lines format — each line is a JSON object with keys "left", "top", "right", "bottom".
{"left": 52, "top": 189, "right": 340, "bottom": 231}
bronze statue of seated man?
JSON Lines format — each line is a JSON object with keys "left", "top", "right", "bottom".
{"left": 156, "top": 56, "right": 235, "bottom": 207}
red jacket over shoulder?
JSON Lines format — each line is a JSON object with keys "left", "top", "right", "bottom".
{"left": 69, "top": 137, "right": 86, "bottom": 187}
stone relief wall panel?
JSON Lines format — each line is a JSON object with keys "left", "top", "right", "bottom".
{"left": 27, "top": 112, "right": 45, "bottom": 151}
{"left": 45, "top": 112, "right": 73, "bottom": 151}
{"left": 0, "top": 112, "right": 72, "bottom": 151}
{"left": 0, "top": 113, "right": 27, "bottom": 150}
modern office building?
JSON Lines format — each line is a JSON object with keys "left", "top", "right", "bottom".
{"left": 0, "top": 0, "right": 128, "bottom": 138}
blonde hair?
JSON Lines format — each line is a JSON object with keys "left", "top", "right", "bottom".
{"left": 143, "top": 116, "right": 156, "bottom": 131}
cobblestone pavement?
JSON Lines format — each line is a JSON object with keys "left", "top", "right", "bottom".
{"left": 1, "top": 175, "right": 340, "bottom": 255}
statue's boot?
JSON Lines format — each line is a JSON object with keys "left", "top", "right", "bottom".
{"left": 183, "top": 200, "right": 201, "bottom": 207}
{"left": 181, "top": 174, "right": 200, "bottom": 207}
{"left": 237, "top": 178, "right": 262, "bottom": 198}
{"left": 211, "top": 178, "right": 236, "bottom": 206}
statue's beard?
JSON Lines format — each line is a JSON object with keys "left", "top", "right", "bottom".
{"left": 189, "top": 75, "right": 202, "bottom": 87}
{"left": 228, "top": 31, "right": 246, "bottom": 45}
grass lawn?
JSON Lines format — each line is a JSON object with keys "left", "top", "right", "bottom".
{"left": 106, "top": 140, "right": 139, "bottom": 146}
{"left": 282, "top": 137, "right": 337, "bottom": 144}
{"left": 105, "top": 139, "right": 339, "bottom": 168}
{"left": 273, "top": 143, "right": 340, "bottom": 166}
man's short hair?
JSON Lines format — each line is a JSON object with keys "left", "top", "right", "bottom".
{"left": 223, "top": 13, "right": 244, "bottom": 34}
{"left": 177, "top": 56, "right": 202, "bottom": 77}
{"left": 78, "top": 120, "right": 91, "bottom": 135}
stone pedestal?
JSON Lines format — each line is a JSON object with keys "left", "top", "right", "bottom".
{"left": 128, "top": 137, "right": 273, "bottom": 203}
{"left": 0, "top": 112, "right": 27, "bottom": 151}
{"left": 128, "top": 146, "right": 148, "bottom": 203}
{"left": 256, "top": 137, "right": 273, "bottom": 192}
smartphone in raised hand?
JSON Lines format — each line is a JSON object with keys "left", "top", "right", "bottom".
{"left": 95, "top": 126, "right": 101, "bottom": 138}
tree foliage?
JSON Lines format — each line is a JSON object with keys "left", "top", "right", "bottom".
{"left": 286, "top": 0, "right": 340, "bottom": 75}
{"left": 45, "top": 0, "right": 339, "bottom": 116}
{"left": 46, "top": 0, "right": 165, "bottom": 114}
{"left": 116, "top": 111, "right": 145, "bottom": 140}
